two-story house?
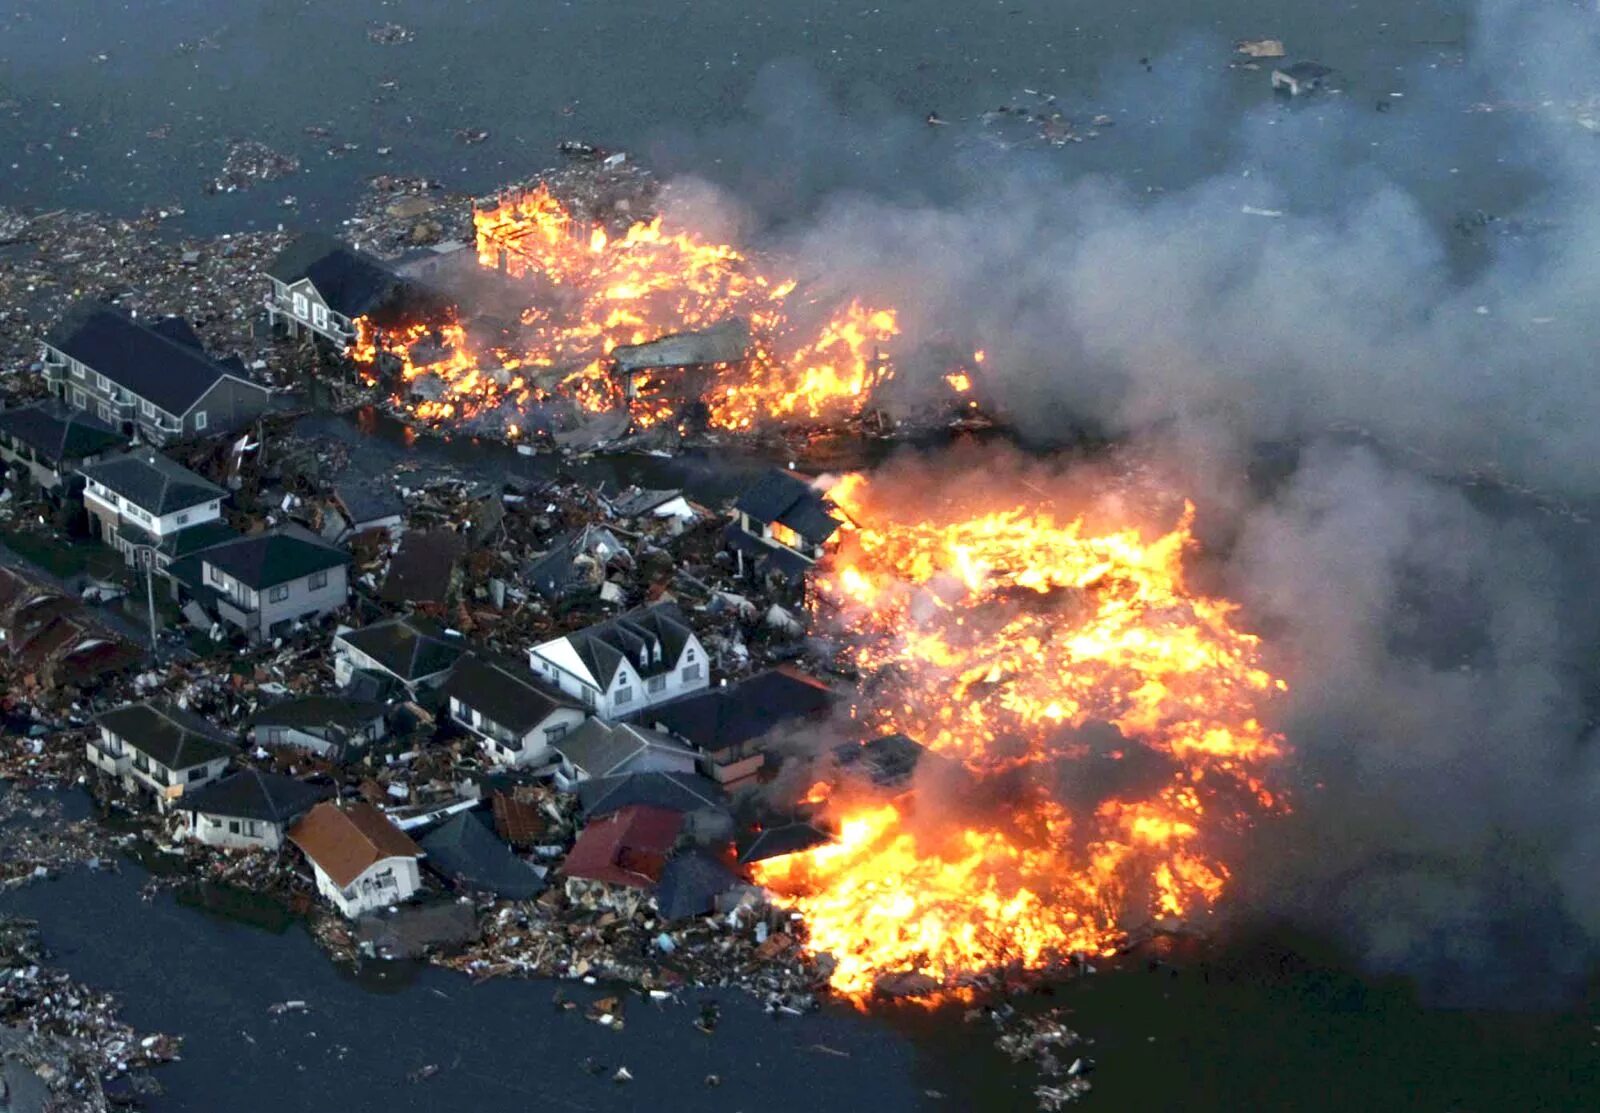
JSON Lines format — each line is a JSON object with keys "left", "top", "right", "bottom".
{"left": 90, "top": 701, "right": 237, "bottom": 806}
{"left": 443, "top": 652, "right": 587, "bottom": 770}
{"left": 182, "top": 768, "right": 331, "bottom": 851}
{"left": 288, "top": 801, "right": 425, "bottom": 919}
{"left": 264, "top": 234, "right": 404, "bottom": 351}
{"left": 168, "top": 527, "right": 350, "bottom": 641}
{"left": 332, "top": 615, "right": 464, "bottom": 699}
{"left": 78, "top": 448, "right": 232, "bottom": 569}
{"left": 724, "top": 468, "right": 844, "bottom": 584}
{"left": 41, "top": 302, "right": 271, "bottom": 443}
{"left": 245, "top": 695, "right": 389, "bottom": 761}
{"left": 527, "top": 603, "right": 708, "bottom": 719}
{"left": 0, "top": 400, "right": 126, "bottom": 499}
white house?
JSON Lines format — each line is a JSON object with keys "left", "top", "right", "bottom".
{"left": 288, "top": 801, "right": 424, "bottom": 919}
{"left": 528, "top": 603, "right": 707, "bottom": 719}
{"left": 263, "top": 235, "right": 403, "bottom": 350}
{"left": 169, "top": 527, "right": 351, "bottom": 642}
{"left": 332, "top": 616, "right": 464, "bottom": 698}
{"left": 443, "top": 653, "right": 587, "bottom": 769}
{"left": 91, "top": 701, "right": 237, "bottom": 807}
{"left": 78, "top": 448, "right": 230, "bottom": 569}
{"left": 182, "top": 768, "right": 330, "bottom": 851}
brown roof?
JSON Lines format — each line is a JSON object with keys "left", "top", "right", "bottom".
{"left": 288, "top": 801, "right": 422, "bottom": 888}
{"left": 491, "top": 792, "right": 548, "bottom": 848}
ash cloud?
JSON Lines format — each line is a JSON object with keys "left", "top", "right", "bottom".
{"left": 660, "top": 0, "right": 1600, "bottom": 999}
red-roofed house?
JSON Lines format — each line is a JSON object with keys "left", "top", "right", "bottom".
{"left": 560, "top": 804, "right": 683, "bottom": 899}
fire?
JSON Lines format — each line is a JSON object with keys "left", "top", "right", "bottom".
{"left": 751, "top": 466, "right": 1288, "bottom": 999}
{"left": 353, "top": 184, "right": 898, "bottom": 432}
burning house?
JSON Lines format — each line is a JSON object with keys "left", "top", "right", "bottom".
{"left": 725, "top": 468, "right": 845, "bottom": 587}
{"left": 264, "top": 234, "right": 408, "bottom": 351}
{"left": 609, "top": 318, "right": 751, "bottom": 413}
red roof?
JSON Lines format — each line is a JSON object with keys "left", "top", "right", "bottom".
{"left": 560, "top": 804, "right": 683, "bottom": 889}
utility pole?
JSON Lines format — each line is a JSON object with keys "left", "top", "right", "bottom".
{"left": 137, "top": 545, "right": 159, "bottom": 662}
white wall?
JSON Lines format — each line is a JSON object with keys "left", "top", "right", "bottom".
{"left": 84, "top": 480, "right": 217, "bottom": 539}
{"left": 190, "top": 812, "right": 285, "bottom": 851}
{"left": 450, "top": 697, "right": 587, "bottom": 769}
{"left": 314, "top": 856, "right": 421, "bottom": 919}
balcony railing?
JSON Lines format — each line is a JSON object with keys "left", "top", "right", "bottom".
{"left": 218, "top": 596, "right": 258, "bottom": 628}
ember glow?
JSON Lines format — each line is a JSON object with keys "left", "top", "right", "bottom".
{"left": 751, "top": 468, "right": 1288, "bottom": 999}
{"left": 353, "top": 185, "right": 903, "bottom": 431}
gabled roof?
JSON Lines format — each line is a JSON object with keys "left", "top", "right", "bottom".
{"left": 534, "top": 602, "right": 696, "bottom": 691}
{"left": 577, "top": 770, "right": 728, "bottom": 821}
{"left": 198, "top": 527, "right": 349, "bottom": 590}
{"left": 443, "top": 653, "right": 580, "bottom": 734}
{"left": 45, "top": 301, "right": 249, "bottom": 415}
{"left": 651, "top": 667, "right": 837, "bottom": 755}
{"left": 737, "top": 819, "right": 834, "bottom": 865}
{"left": 379, "top": 530, "right": 465, "bottom": 605}
{"left": 246, "top": 694, "right": 387, "bottom": 732}
{"left": 560, "top": 804, "right": 683, "bottom": 888}
{"left": 335, "top": 616, "right": 463, "bottom": 683}
{"left": 554, "top": 720, "right": 698, "bottom": 780}
{"left": 654, "top": 849, "right": 741, "bottom": 921}
{"left": 265, "top": 234, "right": 401, "bottom": 319}
{"left": 732, "top": 469, "right": 842, "bottom": 545}
{"left": 181, "top": 768, "right": 331, "bottom": 823}
{"left": 79, "top": 448, "right": 223, "bottom": 516}
{"left": 96, "top": 701, "right": 237, "bottom": 771}
{"left": 288, "top": 801, "right": 422, "bottom": 889}
{"left": 607, "top": 488, "right": 688, "bottom": 518}
{"left": 0, "top": 400, "right": 125, "bottom": 466}
{"left": 418, "top": 810, "right": 545, "bottom": 899}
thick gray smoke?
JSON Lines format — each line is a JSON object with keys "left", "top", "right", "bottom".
{"left": 654, "top": 0, "right": 1600, "bottom": 1001}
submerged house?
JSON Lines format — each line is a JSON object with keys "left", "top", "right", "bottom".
{"left": 551, "top": 719, "right": 699, "bottom": 790}
{"left": 41, "top": 301, "right": 270, "bottom": 442}
{"left": 170, "top": 527, "right": 351, "bottom": 641}
{"left": 561, "top": 804, "right": 684, "bottom": 897}
{"left": 245, "top": 695, "right": 389, "bottom": 760}
{"left": 527, "top": 603, "right": 707, "bottom": 718}
{"left": 332, "top": 615, "right": 464, "bottom": 698}
{"left": 289, "top": 801, "right": 425, "bottom": 919}
{"left": 649, "top": 666, "right": 838, "bottom": 785}
{"left": 443, "top": 652, "right": 587, "bottom": 769}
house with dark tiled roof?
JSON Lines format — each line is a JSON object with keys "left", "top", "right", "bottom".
{"left": 288, "top": 801, "right": 424, "bottom": 918}
{"left": 263, "top": 234, "right": 404, "bottom": 350}
{"left": 0, "top": 400, "right": 126, "bottom": 496}
{"left": 244, "top": 694, "right": 389, "bottom": 760}
{"left": 648, "top": 666, "right": 838, "bottom": 785}
{"left": 332, "top": 615, "right": 464, "bottom": 698}
{"left": 443, "top": 652, "right": 587, "bottom": 769}
{"left": 40, "top": 301, "right": 271, "bottom": 443}
{"left": 78, "top": 447, "right": 230, "bottom": 569}
{"left": 91, "top": 701, "right": 237, "bottom": 806}
{"left": 724, "top": 468, "right": 844, "bottom": 586}
{"left": 168, "top": 526, "right": 350, "bottom": 641}
{"left": 527, "top": 602, "right": 707, "bottom": 718}
{"left": 576, "top": 770, "right": 731, "bottom": 842}
{"left": 550, "top": 719, "right": 699, "bottom": 791}
{"left": 181, "top": 768, "right": 331, "bottom": 850}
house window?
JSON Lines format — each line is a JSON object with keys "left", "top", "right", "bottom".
{"left": 98, "top": 404, "right": 113, "bottom": 423}
{"left": 72, "top": 389, "right": 86, "bottom": 408}
{"left": 308, "top": 570, "right": 328, "bottom": 591}
{"left": 70, "top": 363, "right": 84, "bottom": 379}
{"left": 141, "top": 399, "right": 156, "bottom": 418}
{"left": 94, "top": 373, "right": 109, "bottom": 392}
{"left": 544, "top": 723, "right": 569, "bottom": 743}
{"left": 193, "top": 411, "right": 208, "bottom": 431}
{"left": 189, "top": 766, "right": 208, "bottom": 782}
{"left": 268, "top": 584, "right": 289, "bottom": 603}
{"left": 614, "top": 686, "right": 633, "bottom": 706}
{"left": 208, "top": 565, "right": 225, "bottom": 586}
{"left": 265, "top": 727, "right": 284, "bottom": 745}
{"left": 682, "top": 663, "right": 701, "bottom": 682}
{"left": 292, "top": 293, "right": 309, "bottom": 319}
{"left": 244, "top": 821, "right": 260, "bottom": 838}
{"left": 175, "top": 513, "right": 189, "bottom": 526}
{"left": 647, "top": 675, "right": 665, "bottom": 694}
{"left": 228, "top": 820, "right": 240, "bottom": 834}
{"left": 312, "top": 303, "right": 329, "bottom": 329}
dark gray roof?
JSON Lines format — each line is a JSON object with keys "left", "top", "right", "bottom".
{"left": 180, "top": 768, "right": 330, "bottom": 823}
{"left": 96, "top": 701, "right": 237, "bottom": 770}
{"left": 336, "top": 616, "right": 463, "bottom": 682}
{"left": 554, "top": 720, "right": 697, "bottom": 780}
{"left": 79, "top": 448, "right": 223, "bottom": 515}
{"left": 379, "top": 530, "right": 465, "bottom": 605}
{"left": 1278, "top": 60, "right": 1333, "bottom": 80}
{"left": 333, "top": 480, "right": 404, "bottom": 527}
{"left": 0, "top": 401, "right": 125, "bottom": 466}
{"left": 834, "top": 733, "right": 930, "bottom": 788}
{"left": 557, "top": 603, "right": 695, "bottom": 691}
{"left": 265, "top": 234, "right": 401, "bottom": 319}
{"left": 612, "top": 318, "right": 749, "bottom": 374}
{"left": 653, "top": 849, "right": 740, "bottom": 921}
{"left": 443, "top": 653, "right": 580, "bottom": 734}
{"left": 198, "top": 528, "right": 349, "bottom": 590}
{"left": 525, "top": 525, "right": 626, "bottom": 601}
{"left": 418, "top": 810, "right": 545, "bottom": 899}
{"left": 608, "top": 488, "right": 685, "bottom": 517}
{"left": 732, "top": 469, "right": 842, "bottom": 544}
{"left": 737, "top": 820, "right": 833, "bottom": 865}
{"left": 246, "top": 694, "right": 386, "bottom": 731}
{"left": 650, "top": 667, "right": 837, "bottom": 755}
{"left": 577, "top": 770, "right": 728, "bottom": 821}
{"left": 45, "top": 302, "right": 245, "bottom": 415}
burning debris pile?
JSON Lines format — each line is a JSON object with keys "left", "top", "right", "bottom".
{"left": 753, "top": 458, "right": 1288, "bottom": 999}
{"left": 352, "top": 160, "right": 908, "bottom": 438}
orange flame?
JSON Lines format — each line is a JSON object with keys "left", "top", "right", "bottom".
{"left": 750, "top": 470, "right": 1288, "bottom": 1000}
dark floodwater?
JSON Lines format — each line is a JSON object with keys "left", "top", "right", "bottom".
{"left": 4, "top": 1, "right": 1598, "bottom": 1110}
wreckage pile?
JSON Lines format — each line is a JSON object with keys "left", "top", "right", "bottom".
{"left": 0, "top": 917, "right": 179, "bottom": 1110}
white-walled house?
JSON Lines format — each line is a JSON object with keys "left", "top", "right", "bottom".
{"left": 246, "top": 696, "right": 389, "bottom": 761}
{"left": 528, "top": 603, "right": 708, "bottom": 719}
{"left": 263, "top": 235, "right": 403, "bottom": 350}
{"left": 168, "top": 527, "right": 350, "bottom": 642}
{"left": 443, "top": 653, "right": 587, "bottom": 769}
{"left": 78, "top": 448, "right": 231, "bottom": 569}
{"left": 90, "top": 701, "right": 236, "bottom": 807}
{"left": 182, "top": 768, "right": 330, "bottom": 851}
{"left": 288, "top": 801, "right": 424, "bottom": 919}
